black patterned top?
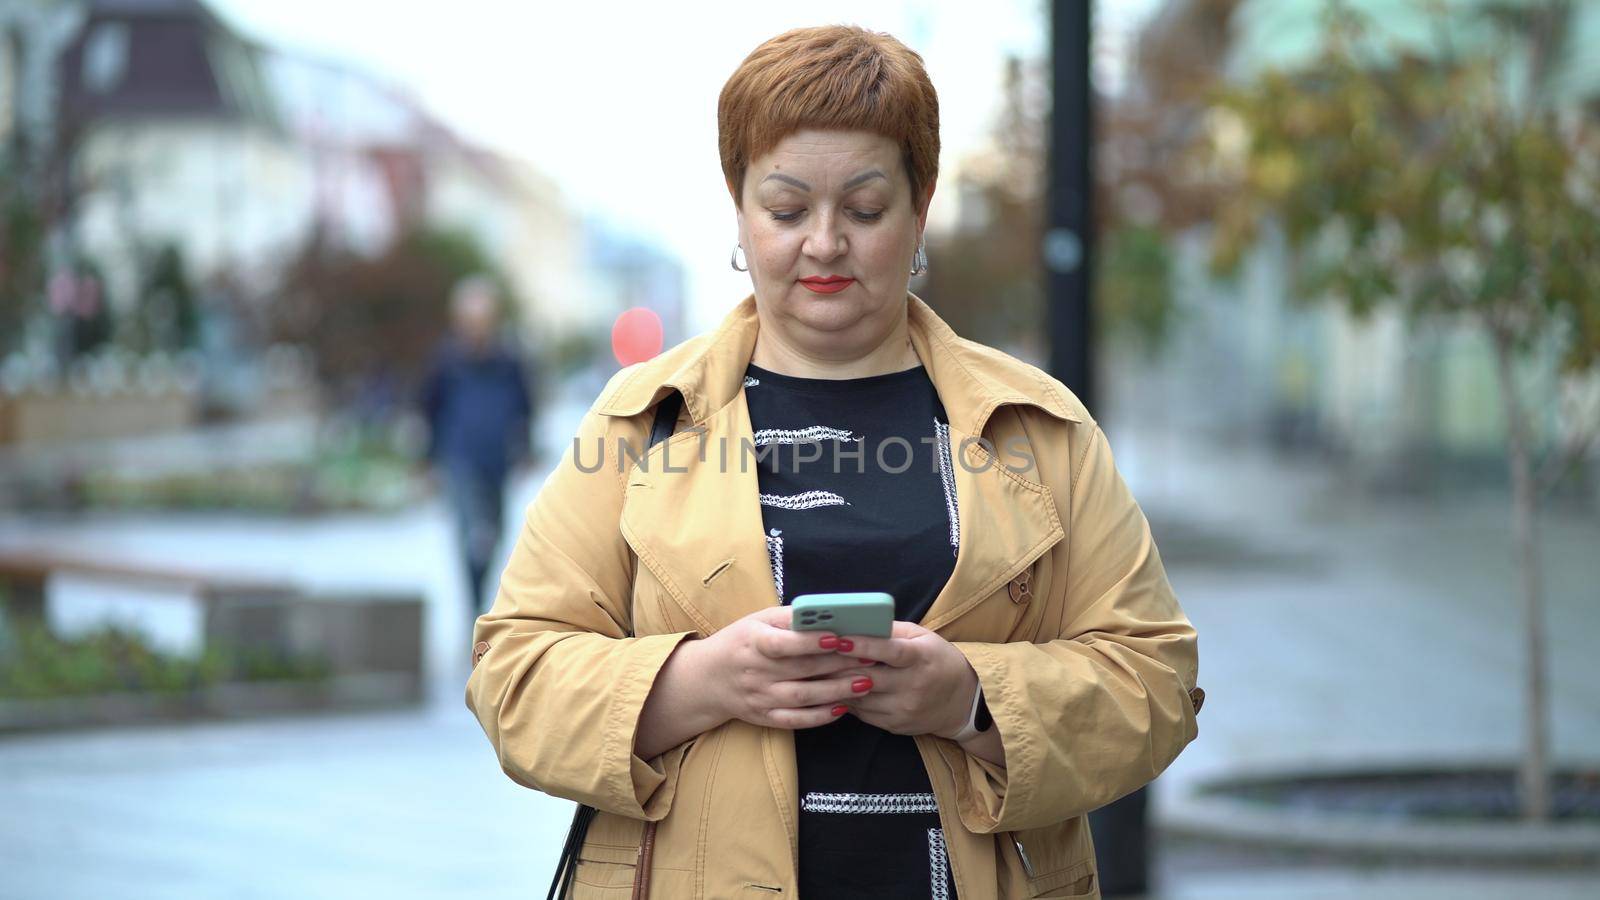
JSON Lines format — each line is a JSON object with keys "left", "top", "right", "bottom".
{"left": 742, "top": 361, "right": 961, "bottom": 900}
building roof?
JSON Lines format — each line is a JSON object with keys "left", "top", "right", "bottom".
{"left": 56, "top": 0, "right": 279, "bottom": 129}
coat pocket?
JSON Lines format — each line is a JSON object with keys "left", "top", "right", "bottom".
{"left": 1032, "top": 869, "right": 1096, "bottom": 898}
{"left": 1002, "top": 817, "right": 1097, "bottom": 898}
{"left": 573, "top": 815, "right": 644, "bottom": 896}
{"left": 976, "top": 553, "right": 1053, "bottom": 643}
{"left": 570, "top": 858, "right": 638, "bottom": 894}
{"left": 1013, "top": 554, "right": 1056, "bottom": 642}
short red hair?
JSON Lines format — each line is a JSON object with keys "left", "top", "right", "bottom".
{"left": 718, "top": 25, "right": 940, "bottom": 209}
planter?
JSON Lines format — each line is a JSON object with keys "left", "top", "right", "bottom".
{"left": 0, "top": 671, "right": 421, "bottom": 734}
{"left": 1160, "top": 761, "right": 1600, "bottom": 867}
{"left": 0, "top": 390, "right": 199, "bottom": 447}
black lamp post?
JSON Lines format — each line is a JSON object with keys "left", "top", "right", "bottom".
{"left": 1046, "top": 1, "right": 1151, "bottom": 895}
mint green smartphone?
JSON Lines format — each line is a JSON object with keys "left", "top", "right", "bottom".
{"left": 790, "top": 592, "right": 894, "bottom": 638}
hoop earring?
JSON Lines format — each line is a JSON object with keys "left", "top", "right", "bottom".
{"left": 730, "top": 243, "right": 749, "bottom": 272}
{"left": 910, "top": 238, "right": 929, "bottom": 276}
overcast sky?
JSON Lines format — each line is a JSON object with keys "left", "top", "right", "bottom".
{"left": 210, "top": 0, "right": 1158, "bottom": 330}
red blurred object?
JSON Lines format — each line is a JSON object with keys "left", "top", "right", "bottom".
{"left": 611, "top": 307, "right": 664, "bottom": 366}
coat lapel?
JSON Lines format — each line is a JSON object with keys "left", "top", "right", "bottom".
{"left": 619, "top": 390, "right": 778, "bottom": 636}
{"left": 902, "top": 294, "right": 1072, "bottom": 635}
{"left": 918, "top": 423, "right": 1064, "bottom": 635}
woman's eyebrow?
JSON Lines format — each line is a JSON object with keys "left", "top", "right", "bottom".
{"left": 759, "top": 169, "right": 888, "bottom": 192}
{"left": 761, "top": 173, "right": 811, "bottom": 191}
{"left": 842, "top": 169, "right": 887, "bottom": 190}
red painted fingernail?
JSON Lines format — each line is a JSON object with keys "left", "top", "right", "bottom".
{"left": 818, "top": 636, "right": 840, "bottom": 649}
{"left": 836, "top": 638, "right": 854, "bottom": 652}
{"left": 851, "top": 677, "right": 873, "bottom": 693}
{"left": 831, "top": 705, "right": 848, "bottom": 716}
{"left": 858, "top": 658, "right": 874, "bottom": 665}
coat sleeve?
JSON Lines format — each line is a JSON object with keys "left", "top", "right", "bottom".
{"left": 941, "top": 421, "right": 1200, "bottom": 833}
{"left": 464, "top": 391, "right": 697, "bottom": 820}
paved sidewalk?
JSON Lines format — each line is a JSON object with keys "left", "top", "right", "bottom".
{"left": 0, "top": 693, "right": 575, "bottom": 899}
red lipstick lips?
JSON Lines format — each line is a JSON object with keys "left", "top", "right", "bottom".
{"left": 798, "top": 275, "right": 855, "bottom": 294}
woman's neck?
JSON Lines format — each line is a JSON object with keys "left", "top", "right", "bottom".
{"left": 750, "top": 313, "right": 921, "bottom": 380}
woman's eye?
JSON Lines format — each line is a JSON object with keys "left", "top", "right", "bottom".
{"left": 766, "top": 208, "right": 882, "bottom": 223}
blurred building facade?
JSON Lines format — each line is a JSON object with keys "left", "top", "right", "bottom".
{"left": 58, "top": 0, "right": 310, "bottom": 316}
{"left": 0, "top": 0, "right": 671, "bottom": 449}
{"left": 267, "top": 48, "right": 592, "bottom": 338}
{"left": 1115, "top": 0, "right": 1600, "bottom": 488}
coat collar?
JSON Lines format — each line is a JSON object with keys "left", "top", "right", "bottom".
{"left": 594, "top": 291, "right": 1083, "bottom": 434}
{"left": 610, "top": 290, "right": 1084, "bottom": 640}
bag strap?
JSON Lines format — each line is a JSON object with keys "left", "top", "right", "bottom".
{"left": 547, "top": 391, "right": 682, "bottom": 900}
{"left": 548, "top": 805, "right": 596, "bottom": 900}
{"left": 647, "top": 390, "right": 684, "bottom": 451}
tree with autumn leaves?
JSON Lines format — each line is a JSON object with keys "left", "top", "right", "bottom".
{"left": 1204, "top": 0, "right": 1600, "bottom": 820}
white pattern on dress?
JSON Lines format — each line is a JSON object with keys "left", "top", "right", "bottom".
{"left": 752, "top": 425, "right": 857, "bottom": 446}
{"left": 759, "top": 489, "right": 848, "bottom": 510}
{"left": 766, "top": 528, "right": 784, "bottom": 600}
{"left": 743, "top": 375, "right": 760, "bottom": 388}
{"left": 927, "top": 828, "right": 951, "bottom": 900}
{"left": 934, "top": 419, "right": 960, "bottom": 556}
{"left": 800, "top": 792, "right": 939, "bottom": 814}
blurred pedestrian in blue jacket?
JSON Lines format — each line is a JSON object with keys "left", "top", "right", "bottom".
{"left": 419, "top": 275, "right": 535, "bottom": 627}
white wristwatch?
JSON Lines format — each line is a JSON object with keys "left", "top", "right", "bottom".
{"left": 948, "top": 682, "right": 993, "bottom": 743}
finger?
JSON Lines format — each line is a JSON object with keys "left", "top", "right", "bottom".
{"left": 765, "top": 703, "right": 851, "bottom": 731}
{"left": 846, "top": 704, "right": 909, "bottom": 735}
{"left": 781, "top": 654, "right": 873, "bottom": 680}
{"left": 753, "top": 623, "right": 839, "bottom": 660}
{"left": 836, "top": 632, "right": 920, "bottom": 668}
{"left": 842, "top": 693, "right": 894, "bottom": 717}
{"left": 752, "top": 606, "right": 795, "bottom": 629}
{"left": 844, "top": 690, "right": 919, "bottom": 726}
{"left": 839, "top": 663, "right": 905, "bottom": 692}
{"left": 839, "top": 621, "right": 925, "bottom": 640}
{"left": 767, "top": 674, "right": 872, "bottom": 710}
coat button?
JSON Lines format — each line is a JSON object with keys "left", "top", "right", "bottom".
{"left": 1006, "top": 568, "right": 1033, "bottom": 604}
{"left": 472, "top": 640, "right": 491, "bottom": 669}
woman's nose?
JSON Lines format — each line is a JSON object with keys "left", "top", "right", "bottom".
{"left": 802, "top": 210, "right": 846, "bottom": 261}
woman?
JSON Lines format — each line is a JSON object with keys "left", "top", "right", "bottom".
{"left": 466, "top": 25, "right": 1201, "bottom": 900}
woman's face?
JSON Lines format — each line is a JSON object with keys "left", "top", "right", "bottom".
{"left": 735, "top": 128, "right": 930, "bottom": 355}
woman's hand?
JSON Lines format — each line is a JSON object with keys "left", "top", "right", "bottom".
{"left": 833, "top": 622, "right": 981, "bottom": 740}
{"left": 701, "top": 606, "right": 878, "bottom": 730}
{"left": 635, "top": 606, "right": 874, "bottom": 758}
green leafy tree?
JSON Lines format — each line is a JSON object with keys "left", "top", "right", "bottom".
{"left": 1206, "top": 0, "right": 1600, "bottom": 820}
{"left": 274, "top": 226, "right": 521, "bottom": 406}
{"left": 1096, "top": 0, "right": 1244, "bottom": 358}
{"left": 0, "top": 157, "right": 47, "bottom": 355}
{"left": 128, "top": 242, "right": 199, "bottom": 354}
{"left": 1098, "top": 225, "right": 1176, "bottom": 359}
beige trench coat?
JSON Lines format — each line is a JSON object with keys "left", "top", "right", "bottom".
{"left": 466, "top": 292, "right": 1202, "bottom": 899}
